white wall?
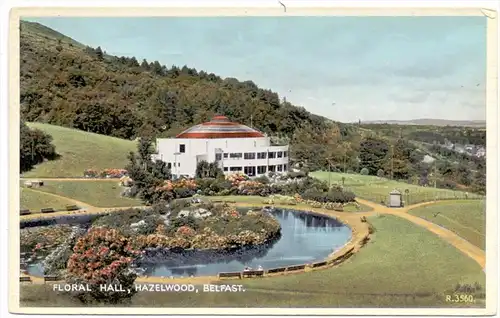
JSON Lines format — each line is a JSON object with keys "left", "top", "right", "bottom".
{"left": 153, "top": 137, "right": 289, "bottom": 177}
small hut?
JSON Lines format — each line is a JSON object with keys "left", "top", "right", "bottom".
{"left": 388, "top": 189, "right": 402, "bottom": 208}
{"left": 24, "top": 180, "right": 44, "bottom": 188}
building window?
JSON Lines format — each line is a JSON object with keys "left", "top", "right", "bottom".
{"left": 284, "top": 151, "right": 288, "bottom": 158}
{"left": 268, "top": 152, "right": 276, "bottom": 159}
{"left": 257, "top": 166, "right": 267, "bottom": 174}
{"left": 244, "top": 152, "right": 256, "bottom": 160}
{"left": 178, "top": 163, "right": 180, "bottom": 167}
{"left": 268, "top": 165, "right": 276, "bottom": 172}
{"left": 179, "top": 144, "right": 185, "bottom": 153}
{"left": 173, "top": 162, "right": 176, "bottom": 167}
{"left": 230, "top": 166, "right": 242, "bottom": 172}
{"left": 244, "top": 166, "right": 256, "bottom": 176}
{"left": 223, "top": 153, "right": 228, "bottom": 158}
{"left": 257, "top": 152, "right": 267, "bottom": 159}
{"left": 230, "top": 153, "right": 242, "bottom": 159}
{"left": 277, "top": 164, "right": 283, "bottom": 172}
{"left": 215, "top": 153, "right": 222, "bottom": 160}
{"left": 223, "top": 167, "right": 228, "bottom": 172}
{"left": 277, "top": 151, "right": 283, "bottom": 158}
{"left": 167, "top": 162, "right": 172, "bottom": 169}
{"left": 283, "top": 164, "right": 288, "bottom": 171}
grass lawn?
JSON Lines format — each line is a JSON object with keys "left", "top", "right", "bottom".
{"left": 22, "top": 123, "right": 137, "bottom": 178}
{"left": 20, "top": 215, "right": 485, "bottom": 308}
{"left": 409, "top": 200, "right": 486, "bottom": 249}
{"left": 29, "top": 180, "right": 142, "bottom": 208}
{"left": 203, "top": 195, "right": 373, "bottom": 212}
{"left": 311, "top": 171, "right": 484, "bottom": 204}
{"left": 20, "top": 187, "right": 76, "bottom": 211}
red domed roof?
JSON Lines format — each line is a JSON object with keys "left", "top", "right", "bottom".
{"left": 175, "top": 116, "right": 265, "bottom": 139}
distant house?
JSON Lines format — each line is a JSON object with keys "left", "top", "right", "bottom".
{"left": 422, "top": 155, "right": 435, "bottom": 164}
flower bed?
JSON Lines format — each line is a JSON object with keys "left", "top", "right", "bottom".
{"left": 20, "top": 225, "right": 74, "bottom": 252}
{"left": 84, "top": 168, "right": 128, "bottom": 178}
{"left": 122, "top": 172, "right": 357, "bottom": 206}
{"left": 262, "top": 194, "right": 358, "bottom": 212}
{"left": 90, "top": 201, "right": 281, "bottom": 251}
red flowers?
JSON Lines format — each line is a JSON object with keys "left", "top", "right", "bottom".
{"left": 176, "top": 226, "right": 196, "bottom": 237}
{"left": 67, "top": 228, "right": 138, "bottom": 284}
{"left": 83, "top": 168, "right": 128, "bottom": 178}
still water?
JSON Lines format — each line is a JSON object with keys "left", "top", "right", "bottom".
{"left": 25, "top": 209, "right": 351, "bottom": 277}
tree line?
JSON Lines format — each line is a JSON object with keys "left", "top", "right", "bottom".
{"left": 19, "top": 21, "right": 486, "bottom": 193}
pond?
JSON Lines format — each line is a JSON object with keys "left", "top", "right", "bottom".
{"left": 22, "top": 208, "right": 351, "bottom": 277}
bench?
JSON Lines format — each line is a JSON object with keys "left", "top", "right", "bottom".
{"left": 65, "top": 205, "right": 79, "bottom": 211}
{"left": 286, "top": 264, "right": 306, "bottom": 272}
{"left": 41, "top": 207, "right": 55, "bottom": 213}
{"left": 44, "top": 275, "right": 60, "bottom": 282}
{"left": 360, "top": 235, "right": 370, "bottom": 246}
{"left": 311, "top": 261, "right": 328, "bottom": 268}
{"left": 266, "top": 267, "right": 286, "bottom": 274}
{"left": 20, "top": 276, "right": 32, "bottom": 283}
{"left": 20, "top": 209, "right": 31, "bottom": 215}
{"left": 218, "top": 272, "right": 242, "bottom": 279}
{"left": 242, "top": 270, "right": 264, "bottom": 278}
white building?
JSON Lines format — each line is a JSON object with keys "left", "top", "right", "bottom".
{"left": 152, "top": 115, "right": 290, "bottom": 178}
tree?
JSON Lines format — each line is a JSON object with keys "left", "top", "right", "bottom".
{"left": 125, "top": 138, "right": 172, "bottom": 204}
{"left": 20, "top": 121, "right": 57, "bottom": 172}
{"left": 95, "top": 46, "right": 104, "bottom": 60}
{"left": 66, "top": 228, "right": 139, "bottom": 304}
{"left": 140, "top": 59, "right": 150, "bottom": 70}
{"left": 359, "top": 137, "right": 389, "bottom": 175}
{"left": 195, "top": 160, "right": 224, "bottom": 179}
{"left": 384, "top": 138, "right": 413, "bottom": 180}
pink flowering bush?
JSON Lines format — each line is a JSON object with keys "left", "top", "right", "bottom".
{"left": 66, "top": 228, "right": 139, "bottom": 303}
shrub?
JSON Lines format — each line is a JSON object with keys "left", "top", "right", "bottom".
{"left": 66, "top": 228, "right": 139, "bottom": 304}
{"left": 301, "top": 188, "right": 326, "bottom": 202}
{"left": 169, "top": 215, "right": 200, "bottom": 232}
{"left": 288, "top": 171, "right": 307, "bottom": 179}
{"left": 254, "top": 175, "right": 270, "bottom": 184}
{"left": 376, "top": 169, "right": 385, "bottom": 178}
{"left": 360, "top": 168, "right": 369, "bottom": 175}
{"left": 173, "top": 187, "right": 194, "bottom": 199}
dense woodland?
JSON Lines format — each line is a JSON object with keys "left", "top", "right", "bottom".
{"left": 19, "top": 21, "right": 486, "bottom": 194}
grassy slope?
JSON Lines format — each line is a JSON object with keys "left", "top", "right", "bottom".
{"left": 30, "top": 180, "right": 142, "bottom": 208}
{"left": 311, "top": 171, "right": 484, "bottom": 204}
{"left": 21, "top": 20, "right": 85, "bottom": 48}
{"left": 409, "top": 200, "right": 486, "bottom": 249}
{"left": 22, "top": 123, "right": 137, "bottom": 178}
{"left": 20, "top": 187, "right": 75, "bottom": 211}
{"left": 20, "top": 216, "right": 484, "bottom": 308}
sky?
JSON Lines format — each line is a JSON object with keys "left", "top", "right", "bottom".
{"left": 25, "top": 16, "right": 487, "bottom": 122}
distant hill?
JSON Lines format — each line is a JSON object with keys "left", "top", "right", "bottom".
{"left": 20, "top": 20, "right": 85, "bottom": 48}
{"left": 19, "top": 19, "right": 364, "bottom": 172}
{"left": 18, "top": 20, "right": 485, "bottom": 194}
{"left": 361, "top": 119, "right": 486, "bottom": 127}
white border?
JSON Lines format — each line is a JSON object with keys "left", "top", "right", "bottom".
{"left": 2, "top": 1, "right": 499, "bottom": 318}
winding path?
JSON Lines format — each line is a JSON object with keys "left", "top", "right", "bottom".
{"left": 19, "top": 178, "right": 486, "bottom": 285}
{"left": 354, "top": 198, "right": 485, "bottom": 269}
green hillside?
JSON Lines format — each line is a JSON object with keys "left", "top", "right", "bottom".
{"left": 311, "top": 171, "right": 484, "bottom": 204}
{"left": 19, "top": 20, "right": 486, "bottom": 194}
{"left": 20, "top": 20, "right": 85, "bottom": 48}
{"left": 22, "top": 123, "right": 137, "bottom": 178}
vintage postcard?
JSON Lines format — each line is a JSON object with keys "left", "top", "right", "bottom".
{"left": 8, "top": 5, "right": 498, "bottom": 316}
